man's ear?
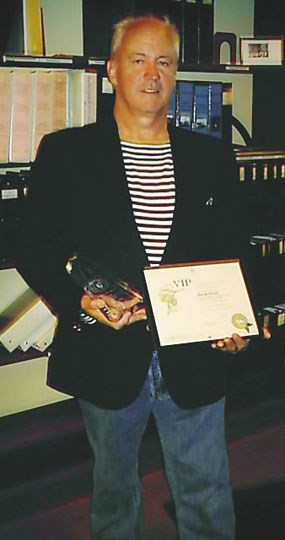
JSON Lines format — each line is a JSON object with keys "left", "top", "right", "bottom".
{"left": 107, "top": 58, "right": 117, "bottom": 89}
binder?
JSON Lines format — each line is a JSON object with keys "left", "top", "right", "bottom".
{"left": 176, "top": 81, "right": 194, "bottom": 129}
{"left": 0, "top": 268, "right": 29, "bottom": 313}
{"left": 18, "top": 310, "right": 57, "bottom": 352}
{"left": 9, "top": 69, "right": 33, "bottom": 162}
{"left": 196, "top": 0, "right": 214, "bottom": 64}
{"left": 209, "top": 83, "right": 223, "bottom": 139}
{"left": 32, "top": 322, "right": 57, "bottom": 352}
{"left": 30, "top": 70, "right": 54, "bottom": 161}
{"left": 68, "top": 69, "right": 97, "bottom": 127}
{"left": 183, "top": 0, "right": 199, "bottom": 64}
{"left": 192, "top": 83, "right": 210, "bottom": 135}
{"left": 52, "top": 70, "right": 69, "bottom": 132}
{"left": 23, "top": 0, "right": 44, "bottom": 56}
{"left": 0, "top": 267, "right": 57, "bottom": 353}
{"left": 183, "top": 0, "right": 214, "bottom": 64}
{"left": 0, "top": 70, "right": 12, "bottom": 163}
{"left": 172, "top": 80, "right": 227, "bottom": 140}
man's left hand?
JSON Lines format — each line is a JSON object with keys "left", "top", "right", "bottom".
{"left": 211, "top": 333, "right": 249, "bottom": 354}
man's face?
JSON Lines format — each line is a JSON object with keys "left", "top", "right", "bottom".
{"left": 108, "top": 20, "right": 178, "bottom": 120}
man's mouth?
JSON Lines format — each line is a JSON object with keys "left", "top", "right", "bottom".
{"left": 143, "top": 88, "right": 159, "bottom": 93}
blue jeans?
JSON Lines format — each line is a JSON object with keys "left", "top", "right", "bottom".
{"left": 79, "top": 356, "right": 234, "bottom": 540}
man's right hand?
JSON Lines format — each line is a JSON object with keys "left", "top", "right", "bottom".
{"left": 80, "top": 293, "right": 147, "bottom": 330}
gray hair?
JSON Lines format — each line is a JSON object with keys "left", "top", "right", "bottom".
{"left": 110, "top": 15, "right": 180, "bottom": 62}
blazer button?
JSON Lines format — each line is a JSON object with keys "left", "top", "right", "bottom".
{"left": 73, "top": 322, "right": 82, "bottom": 332}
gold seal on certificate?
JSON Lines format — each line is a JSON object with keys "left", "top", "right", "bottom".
{"left": 142, "top": 259, "right": 260, "bottom": 348}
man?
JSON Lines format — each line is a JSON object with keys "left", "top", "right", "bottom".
{"left": 16, "top": 15, "right": 250, "bottom": 540}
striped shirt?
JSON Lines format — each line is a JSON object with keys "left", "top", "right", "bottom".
{"left": 121, "top": 140, "right": 175, "bottom": 266}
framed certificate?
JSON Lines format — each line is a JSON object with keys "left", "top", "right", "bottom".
{"left": 142, "top": 259, "right": 261, "bottom": 348}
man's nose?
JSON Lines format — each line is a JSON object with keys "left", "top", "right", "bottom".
{"left": 145, "top": 61, "right": 160, "bottom": 79}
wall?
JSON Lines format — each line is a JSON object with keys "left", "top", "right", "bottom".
{"left": 214, "top": 0, "right": 255, "bottom": 144}
{"left": 40, "top": 0, "right": 255, "bottom": 61}
{"left": 215, "top": 0, "right": 254, "bottom": 64}
{"left": 41, "top": 0, "right": 83, "bottom": 55}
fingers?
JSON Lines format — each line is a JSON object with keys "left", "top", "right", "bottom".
{"left": 128, "top": 306, "right": 147, "bottom": 325}
{"left": 211, "top": 333, "right": 250, "bottom": 354}
{"left": 81, "top": 294, "right": 125, "bottom": 326}
{"left": 80, "top": 293, "right": 147, "bottom": 329}
{"left": 123, "top": 296, "right": 143, "bottom": 311}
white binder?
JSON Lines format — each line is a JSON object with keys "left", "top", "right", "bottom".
{"left": 0, "top": 267, "right": 57, "bottom": 353}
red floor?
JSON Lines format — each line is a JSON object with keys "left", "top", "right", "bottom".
{"left": 1, "top": 421, "right": 285, "bottom": 539}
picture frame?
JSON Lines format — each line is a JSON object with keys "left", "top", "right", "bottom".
{"left": 240, "top": 36, "right": 284, "bottom": 65}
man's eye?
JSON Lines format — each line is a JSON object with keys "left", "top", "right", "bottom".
{"left": 134, "top": 58, "right": 144, "bottom": 64}
{"left": 159, "top": 61, "right": 169, "bottom": 67}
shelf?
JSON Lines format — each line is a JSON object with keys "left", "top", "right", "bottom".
{"left": 0, "top": 54, "right": 106, "bottom": 70}
{"left": 178, "top": 63, "right": 285, "bottom": 74}
{"left": 0, "top": 163, "right": 31, "bottom": 170}
{"left": 0, "top": 346, "right": 48, "bottom": 367}
{"left": 1, "top": 54, "right": 285, "bottom": 74}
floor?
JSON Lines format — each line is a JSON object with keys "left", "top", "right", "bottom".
{"left": 1, "top": 396, "right": 285, "bottom": 540}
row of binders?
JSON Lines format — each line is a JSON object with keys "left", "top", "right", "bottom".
{"left": 259, "top": 303, "right": 285, "bottom": 331}
{"left": 250, "top": 233, "right": 285, "bottom": 257}
{"left": 0, "top": 67, "right": 97, "bottom": 164}
{"left": 167, "top": 80, "right": 232, "bottom": 141}
{"left": 235, "top": 148, "right": 285, "bottom": 183}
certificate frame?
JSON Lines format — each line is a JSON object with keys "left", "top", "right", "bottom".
{"left": 142, "top": 259, "right": 261, "bottom": 349}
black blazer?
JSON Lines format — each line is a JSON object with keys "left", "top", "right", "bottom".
{"left": 15, "top": 117, "right": 249, "bottom": 409}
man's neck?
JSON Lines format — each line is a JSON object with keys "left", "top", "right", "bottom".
{"left": 114, "top": 107, "right": 169, "bottom": 144}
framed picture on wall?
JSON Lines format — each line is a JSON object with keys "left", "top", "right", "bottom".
{"left": 240, "top": 36, "right": 284, "bottom": 65}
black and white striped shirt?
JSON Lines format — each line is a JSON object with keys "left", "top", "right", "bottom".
{"left": 121, "top": 140, "right": 175, "bottom": 266}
